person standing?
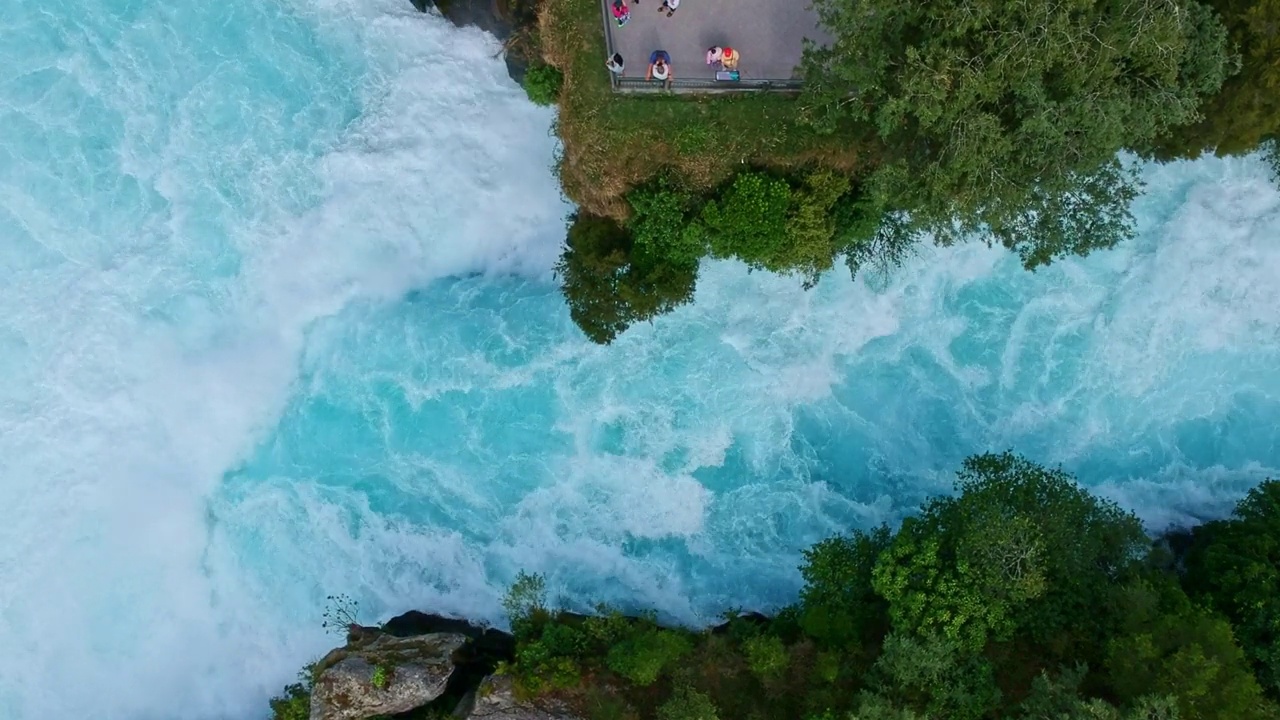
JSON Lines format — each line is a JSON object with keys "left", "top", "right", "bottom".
{"left": 606, "top": 53, "right": 625, "bottom": 75}
{"left": 646, "top": 50, "right": 673, "bottom": 88}
{"left": 611, "top": 0, "right": 630, "bottom": 26}
{"left": 659, "top": 0, "right": 679, "bottom": 17}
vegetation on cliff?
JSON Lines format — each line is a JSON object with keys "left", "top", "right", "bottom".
{"left": 534, "top": 0, "right": 1280, "bottom": 343}
{"left": 271, "top": 456, "right": 1279, "bottom": 719}
{"left": 495, "top": 455, "right": 1280, "bottom": 720}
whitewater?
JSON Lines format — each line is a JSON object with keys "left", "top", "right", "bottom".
{"left": 0, "top": 0, "right": 1277, "bottom": 717}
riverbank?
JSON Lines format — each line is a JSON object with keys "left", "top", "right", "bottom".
{"left": 276, "top": 455, "right": 1280, "bottom": 720}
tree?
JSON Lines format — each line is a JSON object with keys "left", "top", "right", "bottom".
{"left": 852, "top": 633, "right": 1002, "bottom": 720}
{"left": 1151, "top": 0, "right": 1280, "bottom": 158}
{"left": 556, "top": 213, "right": 697, "bottom": 344}
{"left": 799, "top": 526, "right": 893, "bottom": 647}
{"left": 801, "top": 0, "right": 1232, "bottom": 268}
{"left": 1106, "top": 577, "right": 1270, "bottom": 720}
{"left": 1017, "top": 666, "right": 1179, "bottom": 720}
{"left": 1183, "top": 480, "right": 1280, "bottom": 696}
{"left": 871, "top": 454, "right": 1148, "bottom": 655}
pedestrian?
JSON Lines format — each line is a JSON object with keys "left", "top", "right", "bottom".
{"left": 658, "top": 0, "right": 679, "bottom": 16}
{"left": 646, "top": 50, "right": 673, "bottom": 88}
{"left": 611, "top": 0, "right": 630, "bottom": 26}
{"left": 606, "top": 53, "right": 625, "bottom": 75}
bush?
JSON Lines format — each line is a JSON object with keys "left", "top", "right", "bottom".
{"left": 799, "top": 527, "right": 891, "bottom": 647}
{"left": 557, "top": 213, "right": 698, "bottom": 344}
{"left": 523, "top": 64, "right": 564, "bottom": 106}
{"left": 269, "top": 682, "right": 309, "bottom": 720}
{"left": 700, "top": 171, "right": 792, "bottom": 269}
{"left": 606, "top": 628, "right": 694, "bottom": 686}
{"left": 657, "top": 685, "right": 721, "bottom": 720}
{"left": 627, "top": 180, "right": 704, "bottom": 266}
{"left": 503, "top": 571, "right": 548, "bottom": 637}
{"left": 744, "top": 634, "right": 789, "bottom": 681}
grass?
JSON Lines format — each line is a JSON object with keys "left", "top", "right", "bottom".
{"left": 538, "top": 0, "right": 875, "bottom": 218}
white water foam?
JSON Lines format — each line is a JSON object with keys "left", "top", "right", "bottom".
{"left": 1, "top": 0, "right": 1279, "bottom": 717}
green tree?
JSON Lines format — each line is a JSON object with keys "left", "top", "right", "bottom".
{"left": 871, "top": 453, "right": 1147, "bottom": 654}
{"left": 1106, "top": 578, "right": 1269, "bottom": 720}
{"left": 854, "top": 633, "right": 1001, "bottom": 720}
{"left": 1151, "top": 0, "right": 1280, "bottom": 158}
{"left": 522, "top": 64, "right": 564, "bottom": 106}
{"left": 700, "top": 171, "right": 794, "bottom": 269}
{"left": 605, "top": 628, "right": 694, "bottom": 686}
{"left": 799, "top": 526, "right": 892, "bottom": 646}
{"left": 658, "top": 685, "right": 721, "bottom": 720}
{"left": 1183, "top": 480, "right": 1280, "bottom": 696}
{"left": 556, "top": 213, "right": 698, "bottom": 344}
{"left": 1017, "top": 665, "right": 1180, "bottom": 720}
{"left": 801, "top": 0, "right": 1231, "bottom": 268}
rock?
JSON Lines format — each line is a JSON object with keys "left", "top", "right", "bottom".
{"left": 310, "top": 630, "right": 468, "bottom": 720}
{"left": 407, "top": 0, "right": 542, "bottom": 83}
{"left": 454, "top": 675, "right": 584, "bottom": 720}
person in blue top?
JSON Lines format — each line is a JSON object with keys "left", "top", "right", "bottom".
{"left": 646, "top": 50, "right": 673, "bottom": 88}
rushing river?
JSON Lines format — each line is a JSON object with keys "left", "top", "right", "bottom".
{"left": 1, "top": 0, "right": 1278, "bottom": 717}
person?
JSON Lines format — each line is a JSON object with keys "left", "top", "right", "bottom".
{"left": 720, "top": 46, "right": 739, "bottom": 70}
{"left": 646, "top": 50, "right": 673, "bottom": 88}
{"left": 658, "top": 0, "right": 679, "bottom": 17}
{"left": 705, "top": 46, "right": 723, "bottom": 65}
{"left": 611, "top": 0, "right": 630, "bottom": 26}
{"left": 606, "top": 53, "right": 625, "bottom": 75}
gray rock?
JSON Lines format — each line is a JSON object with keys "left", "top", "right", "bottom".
{"left": 310, "top": 630, "right": 467, "bottom": 720}
{"left": 454, "top": 675, "right": 584, "bottom": 720}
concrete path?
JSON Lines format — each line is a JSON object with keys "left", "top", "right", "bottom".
{"left": 604, "top": 0, "right": 831, "bottom": 82}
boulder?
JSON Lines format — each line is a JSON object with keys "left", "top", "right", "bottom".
{"left": 310, "top": 629, "right": 467, "bottom": 720}
{"left": 454, "top": 675, "right": 584, "bottom": 720}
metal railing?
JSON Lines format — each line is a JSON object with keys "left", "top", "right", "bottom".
{"left": 615, "top": 76, "right": 803, "bottom": 93}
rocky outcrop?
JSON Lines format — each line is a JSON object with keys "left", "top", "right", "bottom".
{"left": 454, "top": 675, "right": 584, "bottom": 720}
{"left": 310, "top": 628, "right": 467, "bottom": 720}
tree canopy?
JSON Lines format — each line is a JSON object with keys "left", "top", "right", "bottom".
{"left": 801, "top": 0, "right": 1232, "bottom": 267}
{"left": 1152, "top": 0, "right": 1280, "bottom": 157}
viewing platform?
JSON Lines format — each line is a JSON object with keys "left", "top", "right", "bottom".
{"left": 599, "top": 0, "right": 831, "bottom": 92}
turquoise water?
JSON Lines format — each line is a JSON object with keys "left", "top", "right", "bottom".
{"left": 1, "top": 0, "right": 1278, "bottom": 717}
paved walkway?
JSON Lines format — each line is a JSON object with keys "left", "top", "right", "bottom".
{"left": 605, "top": 0, "right": 831, "bottom": 83}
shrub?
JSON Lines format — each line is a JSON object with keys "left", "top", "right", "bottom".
{"left": 523, "top": 64, "right": 564, "bottom": 106}
{"left": 269, "top": 682, "right": 309, "bottom": 720}
{"left": 557, "top": 213, "right": 698, "bottom": 344}
{"left": 606, "top": 628, "right": 694, "bottom": 686}
{"left": 503, "top": 571, "right": 548, "bottom": 637}
{"left": 658, "top": 685, "right": 721, "bottom": 720}
{"left": 782, "top": 170, "right": 850, "bottom": 283}
{"left": 627, "top": 180, "right": 704, "bottom": 265}
{"left": 371, "top": 664, "right": 389, "bottom": 689}
{"left": 744, "top": 634, "right": 789, "bottom": 681}
{"left": 799, "top": 527, "right": 891, "bottom": 647}
{"left": 700, "top": 171, "right": 792, "bottom": 269}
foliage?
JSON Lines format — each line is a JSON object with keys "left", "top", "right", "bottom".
{"left": 1106, "top": 578, "right": 1269, "bottom": 719}
{"left": 605, "top": 628, "right": 694, "bottom": 686}
{"left": 556, "top": 213, "right": 698, "bottom": 344}
{"left": 799, "top": 526, "right": 891, "bottom": 646}
{"left": 657, "top": 685, "right": 721, "bottom": 720}
{"left": 801, "top": 0, "right": 1232, "bottom": 268}
{"left": 322, "top": 593, "right": 360, "bottom": 635}
{"left": 873, "top": 453, "right": 1147, "bottom": 653}
{"left": 856, "top": 633, "right": 1001, "bottom": 720}
{"left": 278, "top": 459, "right": 1279, "bottom": 720}
{"left": 269, "top": 664, "right": 316, "bottom": 720}
{"left": 503, "top": 571, "right": 548, "bottom": 636}
{"left": 1152, "top": 0, "right": 1280, "bottom": 158}
{"left": 700, "top": 172, "right": 794, "bottom": 270}
{"left": 1183, "top": 480, "right": 1280, "bottom": 695}
{"left": 783, "top": 171, "right": 852, "bottom": 284}
{"left": 371, "top": 664, "right": 389, "bottom": 689}
{"left": 743, "top": 634, "right": 789, "bottom": 681}
{"left": 628, "top": 179, "right": 705, "bottom": 266}
{"left": 522, "top": 64, "right": 564, "bottom": 106}
{"left": 269, "top": 681, "right": 310, "bottom": 720}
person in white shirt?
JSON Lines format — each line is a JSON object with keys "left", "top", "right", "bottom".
{"left": 659, "top": 0, "right": 679, "bottom": 17}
